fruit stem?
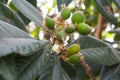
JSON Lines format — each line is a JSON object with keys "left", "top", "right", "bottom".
{"left": 78, "top": 52, "right": 96, "bottom": 80}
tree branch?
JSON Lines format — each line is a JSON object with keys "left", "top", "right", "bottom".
{"left": 95, "top": 14, "right": 105, "bottom": 39}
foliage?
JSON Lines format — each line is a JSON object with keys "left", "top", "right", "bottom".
{"left": 0, "top": 0, "right": 120, "bottom": 80}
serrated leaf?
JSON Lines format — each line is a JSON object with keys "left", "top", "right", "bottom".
{"left": 0, "top": 2, "right": 27, "bottom": 31}
{"left": 112, "top": 0, "right": 120, "bottom": 10}
{"left": 57, "top": 0, "right": 72, "bottom": 11}
{"left": 0, "top": 38, "right": 47, "bottom": 57}
{"left": 76, "top": 36, "right": 120, "bottom": 65}
{"left": 12, "top": 0, "right": 43, "bottom": 26}
{"left": 0, "top": 55, "right": 17, "bottom": 80}
{"left": 94, "top": 0, "right": 117, "bottom": 24}
{"left": 0, "top": 20, "right": 31, "bottom": 38}
{"left": 18, "top": 44, "right": 52, "bottom": 80}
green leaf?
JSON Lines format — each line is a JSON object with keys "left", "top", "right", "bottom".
{"left": 100, "top": 64, "right": 119, "bottom": 80}
{"left": 61, "top": 58, "right": 101, "bottom": 80}
{"left": 110, "top": 64, "right": 120, "bottom": 80}
{"left": 0, "top": 38, "right": 47, "bottom": 57}
{"left": 9, "top": 0, "right": 37, "bottom": 25}
{"left": 38, "top": 53, "right": 71, "bottom": 80}
{"left": 19, "top": 0, "right": 36, "bottom": 25}
{"left": 94, "top": 0, "right": 117, "bottom": 24}
{"left": 76, "top": 36, "right": 120, "bottom": 65}
{"left": 0, "top": 20, "right": 31, "bottom": 38}
{"left": 57, "top": 0, "right": 72, "bottom": 11}
{"left": 0, "top": 2, "right": 27, "bottom": 31}
{"left": 52, "top": 56, "right": 63, "bottom": 80}
{"left": 9, "top": 2, "right": 30, "bottom": 25}
{"left": 12, "top": 0, "right": 43, "bottom": 26}
{"left": 18, "top": 44, "right": 52, "bottom": 80}
{"left": 75, "top": 61, "right": 101, "bottom": 80}
{"left": 114, "top": 34, "right": 120, "bottom": 41}
{"left": 0, "top": 55, "right": 17, "bottom": 80}
{"left": 37, "top": 56, "right": 54, "bottom": 80}
{"left": 112, "top": 0, "right": 120, "bottom": 9}
{"left": 26, "top": 0, "right": 36, "bottom": 7}
{"left": 61, "top": 59, "right": 76, "bottom": 78}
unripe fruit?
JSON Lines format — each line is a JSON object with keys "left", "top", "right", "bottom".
{"left": 71, "top": 11, "right": 84, "bottom": 24}
{"left": 61, "top": 7, "right": 71, "bottom": 20}
{"left": 68, "top": 54, "right": 80, "bottom": 64}
{"left": 56, "top": 31, "right": 65, "bottom": 40}
{"left": 65, "top": 25, "right": 75, "bottom": 34}
{"left": 77, "top": 23, "right": 90, "bottom": 35}
{"left": 67, "top": 44, "right": 80, "bottom": 56}
{"left": 45, "top": 17, "right": 55, "bottom": 30}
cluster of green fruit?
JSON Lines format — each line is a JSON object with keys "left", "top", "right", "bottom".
{"left": 45, "top": 7, "right": 89, "bottom": 64}
{"left": 45, "top": 7, "right": 91, "bottom": 41}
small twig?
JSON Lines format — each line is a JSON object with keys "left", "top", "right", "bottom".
{"left": 78, "top": 52, "right": 96, "bottom": 80}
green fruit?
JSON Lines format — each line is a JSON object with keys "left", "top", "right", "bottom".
{"left": 68, "top": 54, "right": 80, "bottom": 64}
{"left": 61, "top": 7, "right": 71, "bottom": 20}
{"left": 77, "top": 23, "right": 90, "bottom": 35}
{"left": 45, "top": 17, "right": 55, "bottom": 30}
{"left": 56, "top": 31, "right": 65, "bottom": 40}
{"left": 67, "top": 44, "right": 80, "bottom": 56}
{"left": 65, "top": 26, "right": 75, "bottom": 34}
{"left": 72, "top": 11, "right": 84, "bottom": 24}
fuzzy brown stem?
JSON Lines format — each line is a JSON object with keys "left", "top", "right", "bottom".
{"left": 96, "top": 14, "right": 105, "bottom": 39}
{"left": 79, "top": 52, "right": 96, "bottom": 80}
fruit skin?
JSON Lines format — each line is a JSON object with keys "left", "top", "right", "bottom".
{"left": 77, "top": 23, "right": 90, "bottom": 35}
{"left": 56, "top": 31, "right": 65, "bottom": 40}
{"left": 71, "top": 11, "right": 84, "bottom": 24}
{"left": 61, "top": 7, "right": 71, "bottom": 20}
{"left": 67, "top": 44, "right": 80, "bottom": 56}
{"left": 45, "top": 17, "right": 55, "bottom": 30}
{"left": 68, "top": 54, "right": 80, "bottom": 64}
{"left": 65, "top": 26, "right": 75, "bottom": 34}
